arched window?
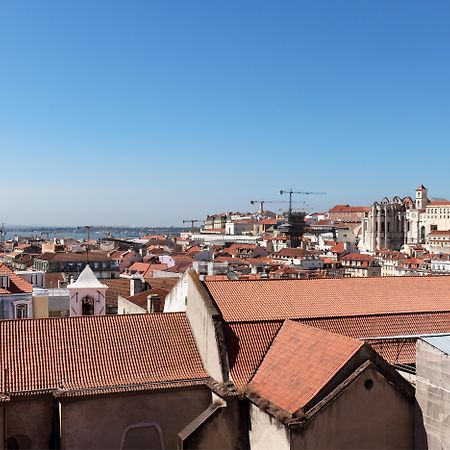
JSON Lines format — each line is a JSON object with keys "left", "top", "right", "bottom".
{"left": 81, "top": 296, "right": 95, "bottom": 315}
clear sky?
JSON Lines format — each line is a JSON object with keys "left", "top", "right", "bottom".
{"left": 1, "top": 1, "right": 450, "bottom": 226}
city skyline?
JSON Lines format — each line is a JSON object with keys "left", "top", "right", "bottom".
{"left": 2, "top": 1, "right": 450, "bottom": 225}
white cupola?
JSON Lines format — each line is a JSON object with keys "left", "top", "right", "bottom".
{"left": 68, "top": 265, "right": 108, "bottom": 316}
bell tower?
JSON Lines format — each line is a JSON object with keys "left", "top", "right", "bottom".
{"left": 68, "top": 265, "right": 108, "bottom": 316}
{"left": 416, "top": 185, "right": 429, "bottom": 210}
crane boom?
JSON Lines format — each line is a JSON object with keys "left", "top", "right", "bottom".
{"left": 280, "top": 189, "right": 327, "bottom": 214}
{"left": 183, "top": 219, "right": 200, "bottom": 232}
{"left": 250, "top": 199, "right": 303, "bottom": 212}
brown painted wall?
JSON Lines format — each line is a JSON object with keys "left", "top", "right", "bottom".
{"left": 292, "top": 365, "right": 414, "bottom": 450}
{"left": 182, "top": 397, "right": 242, "bottom": 449}
{"left": 60, "top": 386, "right": 212, "bottom": 450}
{"left": 2, "top": 397, "right": 55, "bottom": 449}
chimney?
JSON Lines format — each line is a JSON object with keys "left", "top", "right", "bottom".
{"left": 130, "top": 276, "right": 143, "bottom": 296}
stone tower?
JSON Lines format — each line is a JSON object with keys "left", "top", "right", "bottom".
{"left": 68, "top": 265, "right": 108, "bottom": 316}
{"left": 416, "top": 185, "right": 429, "bottom": 210}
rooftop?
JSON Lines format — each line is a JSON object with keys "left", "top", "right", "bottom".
{"left": 0, "top": 313, "right": 207, "bottom": 396}
{"left": 249, "top": 321, "right": 363, "bottom": 414}
{"left": 205, "top": 277, "right": 450, "bottom": 323}
{"left": 421, "top": 335, "right": 450, "bottom": 355}
{"left": 68, "top": 265, "right": 108, "bottom": 289}
{"left": 0, "top": 264, "right": 33, "bottom": 295}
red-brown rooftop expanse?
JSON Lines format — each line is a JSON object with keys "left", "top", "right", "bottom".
{"left": 249, "top": 321, "right": 363, "bottom": 414}
{"left": 0, "top": 313, "right": 207, "bottom": 396}
{"left": 204, "top": 277, "right": 450, "bottom": 322}
{"left": 225, "top": 312, "right": 450, "bottom": 387}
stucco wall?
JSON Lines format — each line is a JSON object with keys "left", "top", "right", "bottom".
{"left": 60, "top": 387, "right": 212, "bottom": 449}
{"left": 3, "top": 397, "right": 55, "bottom": 449}
{"left": 416, "top": 340, "right": 450, "bottom": 449}
{"left": 292, "top": 364, "right": 414, "bottom": 449}
{"left": 249, "top": 403, "right": 290, "bottom": 450}
{"left": 32, "top": 294, "right": 49, "bottom": 318}
{"left": 185, "top": 272, "right": 226, "bottom": 382}
{"left": 163, "top": 273, "right": 188, "bottom": 313}
{"left": 0, "top": 293, "right": 33, "bottom": 319}
{"left": 181, "top": 397, "right": 241, "bottom": 449}
{"left": 117, "top": 295, "right": 146, "bottom": 314}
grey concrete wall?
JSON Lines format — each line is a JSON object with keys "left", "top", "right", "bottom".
{"left": 60, "top": 387, "right": 212, "bottom": 450}
{"left": 292, "top": 364, "right": 414, "bottom": 449}
{"left": 416, "top": 340, "right": 450, "bottom": 449}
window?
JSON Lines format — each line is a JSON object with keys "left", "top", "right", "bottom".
{"left": 82, "top": 296, "right": 95, "bottom": 315}
{"left": 16, "top": 304, "right": 28, "bottom": 319}
{"left": 0, "top": 276, "right": 9, "bottom": 289}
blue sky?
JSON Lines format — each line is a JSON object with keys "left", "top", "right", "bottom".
{"left": 1, "top": 1, "right": 450, "bottom": 226}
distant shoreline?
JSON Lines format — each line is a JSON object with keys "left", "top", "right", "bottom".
{"left": 2, "top": 226, "right": 189, "bottom": 241}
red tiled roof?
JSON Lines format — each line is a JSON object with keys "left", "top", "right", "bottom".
{"left": 259, "top": 219, "right": 278, "bottom": 225}
{"left": 36, "top": 251, "right": 112, "bottom": 263}
{"left": 127, "top": 288, "right": 170, "bottom": 309}
{"left": 225, "top": 312, "right": 450, "bottom": 387}
{"left": 428, "top": 230, "right": 450, "bottom": 236}
{"left": 428, "top": 200, "right": 450, "bottom": 206}
{"left": 273, "top": 248, "right": 310, "bottom": 258}
{"left": 341, "top": 253, "right": 375, "bottom": 262}
{"left": 0, "top": 264, "right": 32, "bottom": 295}
{"left": 101, "top": 278, "right": 131, "bottom": 307}
{"left": 44, "top": 272, "right": 67, "bottom": 289}
{"left": 204, "top": 277, "right": 450, "bottom": 322}
{"left": 249, "top": 321, "right": 363, "bottom": 413}
{"left": 329, "top": 205, "right": 370, "bottom": 213}
{"left": 0, "top": 313, "right": 207, "bottom": 396}
{"left": 128, "top": 262, "right": 168, "bottom": 278}
{"left": 329, "top": 243, "right": 346, "bottom": 254}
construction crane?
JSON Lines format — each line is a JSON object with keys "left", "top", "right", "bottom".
{"left": 278, "top": 190, "right": 327, "bottom": 248}
{"left": 280, "top": 189, "right": 327, "bottom": 214}
{"left": 0, "top": 223, "right": 6, "bottom": 251}
{"left": 183, "top": 219, "right": 200, "bottom": 232}
{"left": 250, "top": 199, "right": 303, "bottom": 212}
{"left": 77, "top": 225, "right": 93, "bottom": 242}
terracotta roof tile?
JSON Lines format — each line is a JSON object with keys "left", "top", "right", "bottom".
{"left": 101, "top": 278, "right": 131, "bottom": 307}
{"left": 249, "top": 321, "right": 363, "bottom": 413}
{"left": 204, "top": 277, "right": 450, "bottom": 322}
{"left": 225, "top": 312, "right": 450, "bottom": 387}
{"left": 0, "top": 264, "right": 32, "bottom": 294}
{"left": 0, "top": 313, "right": 207, "bottom": 395}
{"left": 329, "top": 205, "right": 370, "bottom": 213}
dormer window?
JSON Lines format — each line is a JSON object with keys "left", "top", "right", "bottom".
{"left": 0, "top": 275, "right": 10, "bottom": 289}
